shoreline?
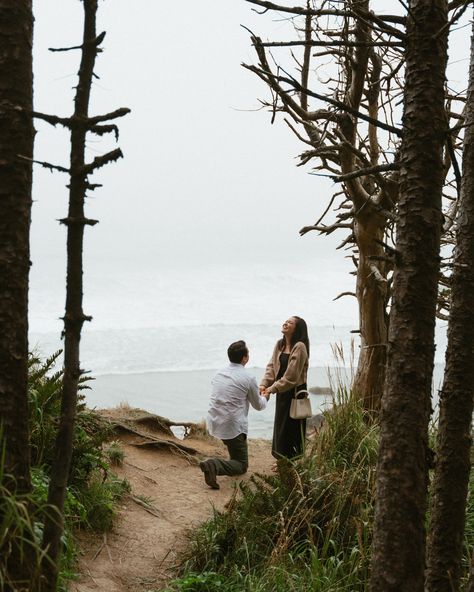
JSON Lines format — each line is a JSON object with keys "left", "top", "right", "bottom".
{"left": 85, "top": 367, "right": 337, "bottom": 440}
{"left": 85, "top": 364, "right": 446, "bottom": 439}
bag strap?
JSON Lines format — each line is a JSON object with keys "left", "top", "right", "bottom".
{"left": 293, "top": 389, "right": 309, "bottom": 399}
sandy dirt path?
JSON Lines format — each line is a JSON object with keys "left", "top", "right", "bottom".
{"left": 71, "top": 424, "right": 272, "bottom": 592}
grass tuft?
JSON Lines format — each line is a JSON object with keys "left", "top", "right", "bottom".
{"left": 105, "top": 440, "right": 125, "bottom": 466}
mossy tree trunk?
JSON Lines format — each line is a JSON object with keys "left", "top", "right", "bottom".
{"left": 370, "top": 1, "right": 448, "bottom": 590}
{"left": 425, "top": 16, "right": 474, "bottom": 592}
{"left": 0, "top": 1, "right": 35, "bottom": 589}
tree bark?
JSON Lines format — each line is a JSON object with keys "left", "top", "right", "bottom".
{"left": 336, "top": 0, "right": 389, "bottom": 413}
{"left": 370, "top": 1, "right": 448, "bottom": 591}
{"left": 0, "top": 1, "right": 35, "bottom": 589}
{"left": 39, "top": 3, "right": 128, "bottom": 588}
{"left": 352, "top": 213, "right": 388, "bottom": 413}
{"left": 41, "top": 1, "right": 99, "bottom": 588}
{"left": 425, "top": 16, "right": 474, "bottom": 592}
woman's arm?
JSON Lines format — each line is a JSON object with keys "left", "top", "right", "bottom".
{"left": 260, "top": 342, "right": 279, "bottom": 388}
{"left": 267, "top": 342, "right": 307, "bottom": 394}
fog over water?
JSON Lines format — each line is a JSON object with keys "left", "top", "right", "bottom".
{"left": 29, "top": 1, "right": 456, "bottom": 423}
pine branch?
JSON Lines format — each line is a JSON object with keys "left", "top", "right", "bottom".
{"left": 333, "top": 291, "right": 357, "bottom": 301}
{"left": 88, "top": 108, "right": 131, "bottom": 124}
{"left": 17, "top": 155, "right": 70, "bottom": 173}
{"left": 32, "top": 109, "right": 130, "bottom": 134}
{"left": 58, "top": 217, "right": 99, "bottom": 226}
{"left": 49, "top": 31, "right": 106, "bottom": 52}
{"left": 81, "top": 148, "right": 123, "bottom": 175}
{"left": 299, "top": 222, "right": 352, "bottom": 236}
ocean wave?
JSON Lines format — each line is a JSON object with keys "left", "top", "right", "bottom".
{"left": 29, "top": 322, "right": 447, "bottom": 375}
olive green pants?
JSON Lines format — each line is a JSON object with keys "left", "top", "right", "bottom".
{"left": 213, "top": 433, "right": 248, "bottom": 476}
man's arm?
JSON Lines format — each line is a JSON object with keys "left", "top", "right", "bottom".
{"left": 248, "top": 376, "right": 268, "bottom": 410}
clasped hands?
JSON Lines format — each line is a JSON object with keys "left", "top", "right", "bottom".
{"left": 259, "top": 385, "right": 271, "bottom": 400}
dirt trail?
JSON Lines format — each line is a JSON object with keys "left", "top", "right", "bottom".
{"left": 71, "top": 413, "right": 272, "bottom": 592}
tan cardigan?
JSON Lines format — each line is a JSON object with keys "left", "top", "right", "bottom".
{"left": 260, "top": 341, "right": 309, "bottom": 394}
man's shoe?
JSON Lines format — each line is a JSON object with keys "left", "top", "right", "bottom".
{"left": 199, "top": 460, "right": 219, "bottom": 490}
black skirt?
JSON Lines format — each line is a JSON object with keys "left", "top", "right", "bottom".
{"left": 271, "top": 353, "right": 306, "bottom": 459}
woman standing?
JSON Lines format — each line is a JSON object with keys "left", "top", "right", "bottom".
{"left": 260, "top": 316, "right": 310, "bottom": 459}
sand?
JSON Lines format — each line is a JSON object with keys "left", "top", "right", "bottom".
{"left": 70, "top": 410, "right": 273, "bottom": 592}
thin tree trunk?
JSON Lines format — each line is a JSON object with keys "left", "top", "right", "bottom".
{"left": 0, "top": 1, "right": 35, "bottom": 589}
{"left": 39, "top": 2, "right": 128, "bottom": 587}
{"left": 425, "top": 16, "right": 474, "bottom": 592}
{"left": 370, "top": 1, "right": 448, "bottom": 590}
{"left": 41, "top": 1, "right": 99, "bottom": 588}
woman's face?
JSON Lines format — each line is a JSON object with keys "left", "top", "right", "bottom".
{"left": 281, "top": 317, "right": 296, "bottom": 337}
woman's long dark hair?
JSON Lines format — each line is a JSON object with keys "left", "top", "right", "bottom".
{"left": 279, "top": 316, "right": 310, "bottom": 356}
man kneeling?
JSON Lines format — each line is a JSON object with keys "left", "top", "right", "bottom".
{"left": 200, "top": 340, "right": 268, "bottom": 489}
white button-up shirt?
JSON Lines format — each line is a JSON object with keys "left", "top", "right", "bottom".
{"left": 206, "top": 362, "right": 268, "bottom": 440}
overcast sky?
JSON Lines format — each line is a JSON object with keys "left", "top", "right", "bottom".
{"left": 31, "top": 1, "right": 342, "bottom": 267}
{"left": 29, "top": 1, "right": 471, "bottom": 334}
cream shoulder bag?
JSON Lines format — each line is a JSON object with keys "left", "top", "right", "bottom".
{"left": 289, "top": 389, "right": 312, "bottom": 420}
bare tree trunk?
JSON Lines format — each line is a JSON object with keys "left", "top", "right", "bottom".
{"left": 425, "top": 17, "right": 474, "bottom": 592}
{"left": 352, "top": 215, "right": 388, "bottom": 413}
{"left": 336, "top": 0, "right": 389, "bottom": 413}
{"left": 38, "top": 2, "right": 128, "bottom": 587}
{"left": 244, "top": 1, "right": 465, "bottom": 415}
{"left": 370, "top": 1, "right": 448, "bottom": 590}
{"left": 0, "top": 1, "right": 35, "bottom": 589}
{"left": 41, "top": 1, "right": 99, "bottom": 588}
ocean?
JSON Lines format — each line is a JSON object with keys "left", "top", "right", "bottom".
{"left": 28, "top": 263, "right": 448, "bottom": 439}
{"left": 29, "top": 323, "right": 356, "bottom": 439}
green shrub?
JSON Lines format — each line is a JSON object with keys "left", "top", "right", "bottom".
{"left": 26, "top": 351, "right": 131, "bottom": 589}
{"left": 0, "top": 351, "right": 132, "bottom": 590}
{"left": 28, "top": 350, "right": 112, "bottom": 486}
{"left": 167, "top": 571, "right": 231, "bottom": 592}
{"left": 0, "top": 447, "right": 43, "bottom": 591}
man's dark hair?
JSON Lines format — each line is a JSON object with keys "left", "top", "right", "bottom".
{"left": 227, "top": 340, "right": 248, "bottom": 364}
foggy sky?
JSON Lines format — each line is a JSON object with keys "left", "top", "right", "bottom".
{"left": 32, "top": 2, "right": 339, "bottom": 263}
{"left": 29, "top": 1, "right": 470, "bottom": 333}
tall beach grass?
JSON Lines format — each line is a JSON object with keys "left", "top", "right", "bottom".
{"left": 168, "top": 383, "right": 377, "bottom": 592}
{"left": 167, "top": 351, "right": 473, "bottom": 592}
